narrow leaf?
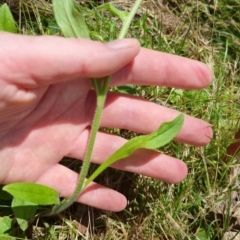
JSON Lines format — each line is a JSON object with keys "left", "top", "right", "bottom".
{"left": 84, "top": 114, "right": 184, "bottom": 188}
{"left": 12, "top": 197, "right": 38, "bottom": 232}
{"left": 52, "top": 0, "right": 90, "bottom": 38}
{"left": 96, "top": 3, "right": 128, "bottom": 22}
{"left": 0, "top": 3, "right": 17, "bottom": 33}
{"left": 116, "top": 85, "right": 137, "bottom": 95}
{"left": 3, "top": 183, "right": 59, "bottom": 205}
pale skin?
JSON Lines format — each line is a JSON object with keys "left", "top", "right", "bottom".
{"left": 0, "top": 33, "right": 213, "bottom": 211}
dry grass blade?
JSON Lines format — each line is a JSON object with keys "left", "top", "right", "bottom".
{"left": 0, "top": 0, "right": 52, "bottom": 15}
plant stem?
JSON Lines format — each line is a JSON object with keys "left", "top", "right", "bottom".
{"left": 44, "top": 91, "right": 106, "bottom": 216}
{"left": 46, "top": 0, "right": 143, "bottom": 216}
{"left": 118, "top": 0, "right": 142, "bottom": 39}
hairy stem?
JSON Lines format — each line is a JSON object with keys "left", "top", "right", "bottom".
{"left": 46, "top": 0, "right": 143, "bottom": 216}
{"left": 44, "top": 89, "right": 107, "bottom": 216}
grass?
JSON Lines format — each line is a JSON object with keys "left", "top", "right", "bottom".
{"left": 0, "top": 0, "right": 240, "bottom": 239}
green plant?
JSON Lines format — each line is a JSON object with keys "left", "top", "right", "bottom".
{"left": 1, "top": 0, "right": 184, "bottom": 233}
{"left": 0, "top": 3, "right": 17, "bottom": 32}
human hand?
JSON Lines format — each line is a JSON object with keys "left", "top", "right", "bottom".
{"left": 0, "top": 33, "right": 212, "bottom": 211}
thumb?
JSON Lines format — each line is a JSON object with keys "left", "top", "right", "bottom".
{"left": 0, "top": 33, "right": 140, "bottom": 87}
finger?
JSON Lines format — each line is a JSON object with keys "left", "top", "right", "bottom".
{"left": 0, "top": 33, "right": 140, "bottom": 87}
{"left": 86, "top": 91, "right": 213, "bottom": 146}
{"left": 68, "top": 130, "right": 188, "bottom": 183}
{"left": 36, "top": 164, "right": 127, "bottom": 212}
{"left": 111, "top": 48, "right": 213, "bottom": 89}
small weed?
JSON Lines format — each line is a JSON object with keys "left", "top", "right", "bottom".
{"left": 0, "top": 0, "right": 240, "bottom": 239}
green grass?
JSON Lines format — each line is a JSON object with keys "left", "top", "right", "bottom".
{"left": 0, "top": 0, "right": 240, "bottom": 239}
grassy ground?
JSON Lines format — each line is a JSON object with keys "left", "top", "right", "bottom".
{"left": 0, "top": 0, "right": 240, "bottom": 239}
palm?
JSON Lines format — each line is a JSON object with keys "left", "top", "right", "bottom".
{"left": 0, "top": 78, "right": 90, "bottom": 180}
{"left": 0, "top": 33, "right": 213, "bottom": 211}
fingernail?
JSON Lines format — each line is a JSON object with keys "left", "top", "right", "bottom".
{"left": 106, "top": 39, "right": 137, "bottom": 50}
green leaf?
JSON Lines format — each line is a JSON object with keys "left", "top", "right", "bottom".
{"left": 0, "top": 3, "right": 17, "bottom": 33}
{"left": 12, "top": 197, "right": 38, "bottom": 232}
{"left": 3, "top": 183, "right": 60, "bottom": 205}
{"left": 196, "top": 228, "right": 208, "bottom": 240}
{"left": 96, "top": 3, "right": 128, "bottom": 22}
{"left": 115, "top": 85, "right": 137, "bottom": 95}
{"left": 0, "top": 216, "right": 12, "bottom": 235}
{"left": 52, "top": 0, "right": 90, "bottom": 38}
{"left": 84, "top": 114, "right": 184, "bottom": 188}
